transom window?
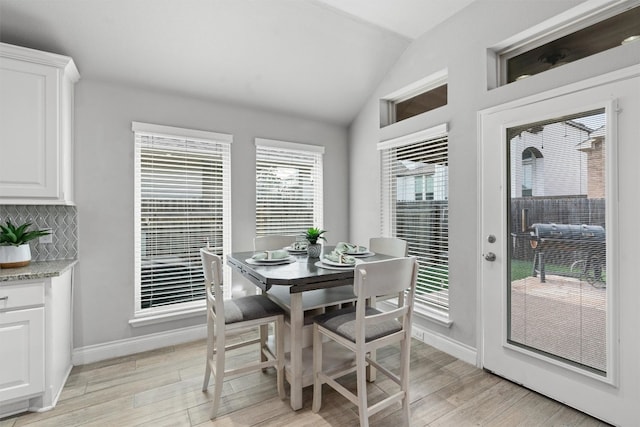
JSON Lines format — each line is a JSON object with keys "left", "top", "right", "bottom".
{"left": 496, "top": 3, "right": 640, "bottom": 85}
{"left": 392, "top": 84, "right": 448, "bottom": 124}
{"left": 132, "top": 122, "right": 231, "bottom": 318}
{"left": 381, "top": 69, "right": 448, "bottom": 127}
{"left": 255, "top": 138, "right": 324, "bottom": 237}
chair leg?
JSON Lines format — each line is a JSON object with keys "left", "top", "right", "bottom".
{"left": 276, "top": 316, "right": 285, "bottom": 399}
{"left": 210, "top": 333, "right": 226, "bottom": 419}
{"left": 400, "top": 335, "right": 411, "bottom": 424}
{"left": 202, "top": 317, "right": 214, "bottom": 391}
{"left": 367, "top": 297, "right": 377, "bottom": 382}
{"left": 312, "top": 324, "right": 323, "bottom": 413}
{"left": 260, "top": 323, "right": 268, "bottom": 369}
{"left": 356, "top": 350, "right": 370, "bottom": 427}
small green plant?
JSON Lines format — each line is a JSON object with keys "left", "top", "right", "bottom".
{"left": 304, "top": 227, "right": 327, "bottom": 244}
{"left": 0, "top": 221, "right": 50, "bottom": 246}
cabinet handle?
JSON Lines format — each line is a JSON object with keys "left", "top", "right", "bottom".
{"left": 0, "top": 296, "right": 7, "bottom": 301}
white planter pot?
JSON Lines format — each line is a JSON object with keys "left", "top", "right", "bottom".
{"left": 307, "top": 243, "right": 322, "bottom": 258}
{"left": 0, "top": 244, "right": 32, "bottom": 268}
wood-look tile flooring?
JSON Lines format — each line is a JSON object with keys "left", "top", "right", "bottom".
{"left": 1, "top": 331, "right": 610, "bottom": 427}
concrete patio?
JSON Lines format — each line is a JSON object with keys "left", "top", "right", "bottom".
{"left": 510, "top": 275, "right": 607, "bottom": 372}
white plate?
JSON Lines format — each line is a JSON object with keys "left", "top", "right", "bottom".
{"left": 283, "top": 246, "right": 307, "bottom": 254}
{"left": 245, "top": 256, "right": 295, "bottom": 265}
{"left": 321, "top": 258, "right": 356, "bottom": 267}
{"left": 345, "top": 251, "right": 375, "bottom": 257}
{"left": 314, "top": 260, "right": 354, "bottom": 270}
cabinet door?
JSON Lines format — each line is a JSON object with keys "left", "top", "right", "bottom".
{"left": 0, "top": 307, "right": 45, "bottom": 402}
{"left": 0, "top": 57, "right": 59, "bottom": 199}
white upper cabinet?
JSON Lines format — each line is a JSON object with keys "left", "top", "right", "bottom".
{"left": 0, "top": 43, "right": 80, "bottom": 205}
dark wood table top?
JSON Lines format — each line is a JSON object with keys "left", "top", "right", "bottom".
{"left": 227, "top": 246, "right": 393, "bottom": 293}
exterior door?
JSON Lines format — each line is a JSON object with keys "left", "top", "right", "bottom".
{"left": 480, "top": 69, "right": 640, "bottom": 426}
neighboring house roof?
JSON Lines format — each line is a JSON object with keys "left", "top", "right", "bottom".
{"left": 577, "top": 125, "right": 605, "bottom": 151}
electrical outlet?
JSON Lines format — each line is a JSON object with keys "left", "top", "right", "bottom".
{"left": 40, "top": 228, "right": 53, "bottom": 244}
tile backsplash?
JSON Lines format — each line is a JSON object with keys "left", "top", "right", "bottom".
{"left": 0, "top": 205, "right": 78, "bottom": 261}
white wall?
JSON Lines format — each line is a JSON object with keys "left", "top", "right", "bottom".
{"left": 349, "top": 0, "right": 639, "bottom": 350}
{"left": 73, "top": 80, "right": 349, "bottom": 348}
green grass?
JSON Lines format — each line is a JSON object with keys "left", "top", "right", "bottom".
{"left": 510, "top": 259, "right": 606, "bottom": 283}
{"left": 511, "top": 260, "right": 534, "bottom": 281}
{"left": 416, "top": 265, "right": 449, "bottom": 293}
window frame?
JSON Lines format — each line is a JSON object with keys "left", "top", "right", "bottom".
{"left": 131, "top": 122, "right": 232, "bottom": 324}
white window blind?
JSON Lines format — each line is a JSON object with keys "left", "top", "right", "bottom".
{"left": 379, "top": 126, "right": 449, "bottom": 317}
{"left": 255, "top": 138, "right": 324, "bottom": 236}
{"left": 133, "top": 122, "right": 231, "bottom": 316}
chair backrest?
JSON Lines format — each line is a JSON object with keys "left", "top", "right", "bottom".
{"left": 200, "top": 248, "right": 225, "bottom": 321}
{"left": 254, "top": 235, "right": 297, "bottom": 251}
{"left": 353, "top": 257, "right": 417, "bottom": 299}
{"left": 353, "top": 257, "right": 418, "bottom": 343}
{"left": 369, "top": 237, "right": 408, "bottom": 257}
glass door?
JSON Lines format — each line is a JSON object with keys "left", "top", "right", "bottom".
{"left": 507, "top": 109, "right": 607, "bottom": 375}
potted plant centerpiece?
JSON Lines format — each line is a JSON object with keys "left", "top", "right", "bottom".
{"left": 304, "top": 227, "right": 326, "bottom": 258}
{"left": 0, "top": 221, "right": 50, "bottom": 268}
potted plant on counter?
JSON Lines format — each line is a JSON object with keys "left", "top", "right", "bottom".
{"left": 0, "top": 221, "right": 50, "bottom": 268}
{"left": 304, "top": 227, "right": 326, "bottom": 258}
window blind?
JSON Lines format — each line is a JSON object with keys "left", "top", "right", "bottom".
{"left": 134, "top": 125, "right": 231, "bottom": 315}
{"left": 380, "top": 132, "right": 449, "bottom": 317}
{"left": 255, "top": 139, "right": 324, "bottom": 236}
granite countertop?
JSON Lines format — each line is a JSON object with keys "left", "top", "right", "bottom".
{"left": 0, "top": 259, "right": 78, "bottom": 282}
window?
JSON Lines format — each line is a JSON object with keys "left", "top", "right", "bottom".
{"left": 381, "top": 69, "right": 448, "bottom": 127}
{"left": 495, "top": 2, "right": 640, "bottom": 85}
{"left": 255, "top": 138, "right": 324, "bottom": 236}
{"left": 132, "top": 122, "right": 231, "bottom": 318}
{"left": 379, "top": 124, "right": 450, "bottom": 320}
{"left": 521, "top": 148, "right": 537, "bottom": 196}
{"left": 392, "top": 84, "right": 448, "bottom": 123}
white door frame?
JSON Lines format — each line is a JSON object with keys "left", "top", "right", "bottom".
{"left": 477, "top": 64, "right": 640, "bottom": 426}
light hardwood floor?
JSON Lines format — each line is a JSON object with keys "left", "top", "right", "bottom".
{"left": 1, "top": 330, "right": 610, "bottom": 427}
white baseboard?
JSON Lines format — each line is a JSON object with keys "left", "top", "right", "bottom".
{"left": 72, "top": 324, "right": 207, "bottom": 365}
{"left": 71, "top": 319, "right": 477, "bottom": 369}
{"left": 412, "top": 324, "right": 478, "bottom": 366}
{"left": 0, "top": 399, "right": 29, "bottom": 419}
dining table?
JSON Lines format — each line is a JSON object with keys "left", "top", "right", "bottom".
{"left": 226, "top": 245, "right": 394, "bottom": 410}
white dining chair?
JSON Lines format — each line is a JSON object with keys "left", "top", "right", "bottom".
{"left": 254, "top": 235, "right": 297, "bottom": 251}
{"left": 369, "top": 237, "right": 408, "bottom": 257}
{"left": 200, "top": 248, "right": 285, "bottom": 419}
{"left": 312, "top": 257, "right": 419, "bottom": 427}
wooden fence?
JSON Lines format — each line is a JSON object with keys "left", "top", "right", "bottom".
{"left": 510, "top": 196, "right": 605, "bottom": 261}
{"left": 396, "top": 200, "right": 448, "bottom": 265}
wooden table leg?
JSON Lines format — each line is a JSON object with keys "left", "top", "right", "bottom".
{"left": 260, "top": 290, "right": 268, "bottom": 365}
{"left": 289, "top": 293, "right": 304, "bottom": 410}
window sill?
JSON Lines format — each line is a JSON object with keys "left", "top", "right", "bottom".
{"left": 129, "top": 306, "right": 206, "bottom": 327}
{"left": 413, "top": 305, "right": 453, "bottom": 328}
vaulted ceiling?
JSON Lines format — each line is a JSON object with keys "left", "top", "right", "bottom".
{"left": 0, "top": 0, "right": 475, "bottom": 126}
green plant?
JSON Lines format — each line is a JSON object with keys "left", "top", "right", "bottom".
{"left": 0, "top": 221, "right": 50, "bottom": 246}
{"left": 304, "top": 227, "right": 327, "bottom": 244}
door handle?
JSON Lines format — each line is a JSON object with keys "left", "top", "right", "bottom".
{"left": 484, "top": 252, "right": 496, "bottom": 262}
